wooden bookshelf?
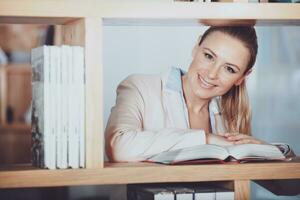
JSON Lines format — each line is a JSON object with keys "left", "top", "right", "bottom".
{"left": 0, "top": 160, "right": 300, "bottom": 188}
{"left": 0, "top": 1, "right": 300, "bottom": 24}
{"left": 0, "top": 66, "right": 7, "bottom": 125}
{"left": 1, "top": 1, "right": 300, "bottom": 200}
{"left": 0, "top": 123, "right": 31, "bottom": 132}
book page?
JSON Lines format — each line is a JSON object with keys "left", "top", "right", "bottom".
{"left": 226, "top": 144, "right": 285, "bottom": 160}
{"left": 148, "top": 144, "right": 229, "bottom": 164}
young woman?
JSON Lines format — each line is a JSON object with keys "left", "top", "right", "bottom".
{"left": 105, "top": 26, "right": 289, "bottom": 163}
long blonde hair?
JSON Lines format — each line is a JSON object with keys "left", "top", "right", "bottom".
{"left": 199, "top": 26, "right": 258, "bottom": 135}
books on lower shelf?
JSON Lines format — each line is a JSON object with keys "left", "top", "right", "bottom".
{"left": 128, "top": 183, "right": 234, "bottom": 200}
{"left": 147, "top": 143, "right": 289, "bottom": 165}
{"left": 31, "top": 45, "right": 85, "bottom": 169}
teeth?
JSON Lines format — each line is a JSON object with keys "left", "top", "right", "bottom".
{"left": 198, "top": 75, "right": 215, "bottom": 89}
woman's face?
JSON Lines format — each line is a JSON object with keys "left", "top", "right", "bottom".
{"left": 186, "top": 31, "right": 251, "bottom": 100}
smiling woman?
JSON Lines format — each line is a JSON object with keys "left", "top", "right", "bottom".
{"left": 185, "top": 27, "right": 258, "bottom": 138}
{"left": 105, "top": 26, "right": 286, "bottom": 163}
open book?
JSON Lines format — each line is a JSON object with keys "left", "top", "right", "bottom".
{"left": 147, "top": 144, "right": 290, "bottom": 165}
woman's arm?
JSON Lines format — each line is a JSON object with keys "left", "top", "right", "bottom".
{"left": 105, "top": 75, "right": 207, "bottom": 162}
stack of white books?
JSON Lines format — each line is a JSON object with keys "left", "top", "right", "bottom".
{"left": 31, "top": 45, "right": 85, "bottom": 169}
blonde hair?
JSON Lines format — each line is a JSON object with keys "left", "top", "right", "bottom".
{"left": 221, "top": 82, "right": 251, "bottom": 135}
{"left": 199, "top": 26, "right": 258, "bottom": 135}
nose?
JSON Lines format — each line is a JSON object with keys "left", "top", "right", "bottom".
{"left": 207, "top": 63, "right": 219, "bottom": 80}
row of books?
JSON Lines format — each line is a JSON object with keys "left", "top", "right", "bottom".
{"left": 31, "top": 45, "right": 85, "bottom": 169}
{"left": 128, "top": 183, "right": 234, "bottom": 200}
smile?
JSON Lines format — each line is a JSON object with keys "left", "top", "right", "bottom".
{"left": 198, "top": 74, "right": 216, "bottom": 89}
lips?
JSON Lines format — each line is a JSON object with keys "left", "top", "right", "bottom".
{"left": 198, "top": 74, "right": 216, "bottom": 89}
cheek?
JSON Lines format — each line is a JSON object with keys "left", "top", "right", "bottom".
{"left": 218, "top": 76, "right": 239, "bottom": 93}
{"left": 190, "top": 56, "right": 210, "bottom": 71}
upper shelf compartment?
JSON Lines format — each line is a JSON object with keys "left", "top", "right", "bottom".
{"left": 0, "top": 1, "right": 300, "bottom": 25}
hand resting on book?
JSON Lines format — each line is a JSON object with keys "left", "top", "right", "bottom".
{"left": 206, "top": 133, "right": 234, "bottom": 146}
{"left": 206, "top": 133, "right": 266, "bottom": 146}
{"left": 220, "top": 133, "right": 266, "bottom": 145}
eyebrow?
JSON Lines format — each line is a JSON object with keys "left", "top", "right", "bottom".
{"left": 203, "top": 47, "right": 241, "bottom": 72}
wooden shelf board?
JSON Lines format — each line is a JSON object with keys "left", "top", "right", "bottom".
{"left": 0, "top": 1, "right": 300, "bottom": 25}
{"left": 0, "top": 159, "right": 300, "bottom": 189}
{"left": 0, "top": 16, "right": 78, "bottom": 25}
{"left": 103, "top": 19, "right": 300, "bottom": 26}
{"left": 0, "top": 123, "right": 31, "bottom": 132}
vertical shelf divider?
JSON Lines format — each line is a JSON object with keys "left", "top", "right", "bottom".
{"left": 59, "top": 18, "right": 103, "bottom": 168}
{"left": 234, "top": 179, "right": 250, "bottom": 200}
{"left": 0, "top": 66, "right": 7, "bottom": 125}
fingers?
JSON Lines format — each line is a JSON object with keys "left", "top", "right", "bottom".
{"left": 223, "top": 133, "right": 266, "bottom": 145}
{"left": 226, "top": 134, "right": 251, "bottom": 141}
{"left": 207, "top": 133, "right": 235, "bottom": 146}
{"left": 233, "top": 139, "right": 262, "bottom": 145}
{"left": 218, "top": 132, "right": 235, "bottom": 137}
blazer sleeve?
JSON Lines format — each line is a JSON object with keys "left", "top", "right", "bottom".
{"left": 105, "top": 75, "right": 206, "bottom": 162}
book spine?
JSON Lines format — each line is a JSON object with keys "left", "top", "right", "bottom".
{"left": 62, "top": 45, "right": 71, "bottom": 169}
{"left": 58, "top": 45, "right": 68, "bottom": 169}
{"left": 68, "top": 46, "right": 79, "bottom": 168}
{"left": 56, "top": 46, "right": 63, "bottom": 168}
{"left": 31, "top": 45, "right": 47, "bottom": 168}
{"left": 55, "top": 46, "right": 62, "bottom": 169}
{"left": 54, "top": 46, "right": 61, "bottom": 169}
{"left": 216, "top": 191, "right": 234, "bottom": 200}
{"left": 48, "top": 46, "right": 56, "bottom": 170}
{"left": 78, "top": 46, "right": 85, "bottom": 168}
{"left": 167, "top": 186, "right": 193, "bottom": 200}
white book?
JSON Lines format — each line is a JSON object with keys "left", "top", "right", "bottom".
{"left": 66, "top": 45, "right": 74, "bottom": 169}
{"left": 48, "top": 46, "right": 58, "bottom": 170}
{"left": 166, "top": 186, "right": 193, "bottom": 200}
{"left": 56, "top": 46, "right": 63, "bottom": 168}
{"left": 31, "top": 45, "right": 51, "bottom": 169}
{"left": 77, "top": 46, "right": 85, "bottom": 168}
{"left": 194, "top": 186, "right": 215, "bottom": 200}
{"left": 130, "top": 186, "right": 175, "bottom": 200}
{"left": 64, "top": 45, "right": 72, "bottom": 169}
{"left": 59, "top": 45, "right": 70, "bottom": 169}
{"left": 68, "top": 46, "right": 79, "bottom": 168}
{"left": 54, "top": 46, "right": 62, "bottom": 169}
{"left": 216, "top": 187, "right": 234, "bottom": 200}
{"left": 71, "top": 46, "right": 85, "bottom": 168}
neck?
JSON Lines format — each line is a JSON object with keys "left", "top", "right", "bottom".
{"left": 182, "top": 74, "right": 210, "bottom": 114}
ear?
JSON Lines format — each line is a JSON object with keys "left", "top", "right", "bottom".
{"left": 235, "top": 69, "right": 252, "bottom": 86}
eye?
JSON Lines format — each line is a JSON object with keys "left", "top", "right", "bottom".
{"left": 225, "top": 66, "right": 236, "bottom": 74}
{"left": 204, "top": 53, "right": 214, "bottom": 61}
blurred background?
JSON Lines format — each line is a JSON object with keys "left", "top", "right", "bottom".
{"left": 0, "top": 22, "right": 299, "bottom": 199}
{"left": 0, "top": 24, "right": 48, "bottom": 165}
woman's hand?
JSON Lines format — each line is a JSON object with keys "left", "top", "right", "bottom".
{"left": 206, "top": 133, "right": 234, "bottom": 146}
{"left": 220, "top": 133, "right": 267, "bottom": 145}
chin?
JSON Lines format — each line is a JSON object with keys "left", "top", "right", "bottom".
{"left": 194, "top": 89, "right": 216, "bottom": 100}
